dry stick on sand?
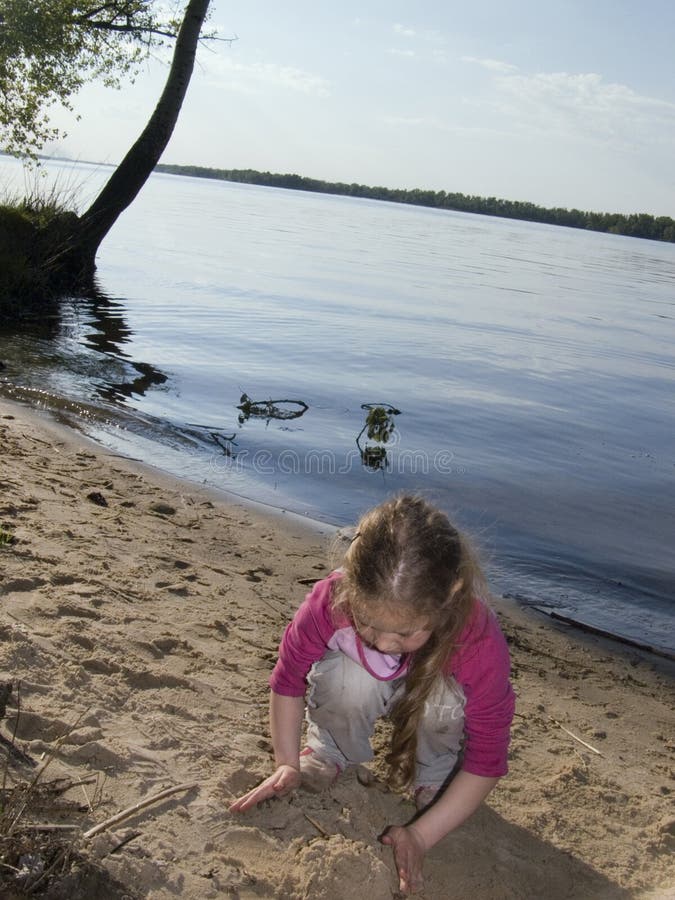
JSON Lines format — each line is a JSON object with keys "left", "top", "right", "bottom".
{"left": 549, "top": 716, "right": 603, "bottom": 755}
{"left": 82, "top": 782, "right": 199, "bottom": 840}
{"left": 303, "top": 812, "right": 331, "bottom": 838}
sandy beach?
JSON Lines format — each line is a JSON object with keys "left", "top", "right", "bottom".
{"left": 0, "top": 396, "right": 673, "bottom": 899}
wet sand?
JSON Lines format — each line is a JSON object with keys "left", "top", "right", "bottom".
{"left": 1, "top": 398, "right": 673, "bottom": 898}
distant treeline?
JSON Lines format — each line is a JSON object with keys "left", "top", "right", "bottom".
{"left": 154, "top": 164, "right": 675, "bottom": 243}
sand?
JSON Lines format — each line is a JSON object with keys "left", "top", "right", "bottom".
{"left": 0, "top": 397, "right": 673, "bottom": 899}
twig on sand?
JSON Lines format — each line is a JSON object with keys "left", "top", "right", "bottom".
{"left": 107, "top": 830, "right": 142, "bottom": 855}
{"left": 549, "top": 716, "right": 602, "bottom": 755}
{"left": 303, "top": 812, "right": 330, "bottom": 837}
{"left": 82, "top": 782, "right": 198, "bottom": 840}
{"left": 80, "top": 781, "right": 95, "bottom": 814}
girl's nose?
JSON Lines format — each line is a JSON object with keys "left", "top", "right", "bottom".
{"left": 374, "top": 635, "right": 399, "bottom": 653}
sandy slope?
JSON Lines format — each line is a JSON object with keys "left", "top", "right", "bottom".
{"left": 0, "top": 398, "right": 673, "bottom": 899}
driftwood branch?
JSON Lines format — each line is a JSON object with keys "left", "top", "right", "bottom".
{"left": 82, "top": 782, "right": 198, "bottom": 839}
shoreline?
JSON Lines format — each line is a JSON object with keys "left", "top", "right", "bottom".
{"left": 6, "top": 390, "right": 673, "bottom": 662}
{"left": 530, "top": 606, "right": 675, "bottom": 662}
{"left": 0, "top": 393, "right": 339, "bottom": 539}
{"left": 1, "top": 396, "right": 673, "bottom": 898}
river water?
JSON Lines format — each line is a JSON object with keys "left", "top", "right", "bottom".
{"left": 1, "top": 156, "right": 674, "bottom": 655}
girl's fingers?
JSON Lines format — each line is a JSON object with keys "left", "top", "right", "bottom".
{"left": 380, "top": 826, "right": 425, "bottom": 894}
{"left": 229, "top": 782, "right": 274, "bottom": 812}
{"left": 229, "top": 766, "right": 301, "bottom": 813}
{"left": 229, "top": 792, "right": 257, "bottom": 812}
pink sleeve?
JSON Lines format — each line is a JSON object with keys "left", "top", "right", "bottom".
{"left": 269, "top": 573, "right": 341, "bottom": 696}
{"left": 450, "top": 602, "right": 515, "bottom": 778}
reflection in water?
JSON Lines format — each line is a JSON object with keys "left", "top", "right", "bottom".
{"left": 82, "top": 289, "right": 168, "bottom": 402}
{"left": 184, "top": 422, "right": 238, "bottom": 456}
{"left": 81, "top": 292, "right": 134, "bottom": 356}
{"left": 0, "top": 287, "right": 169, "bottom": 407}
{"left": 356, "top": 403, "right": 401, "bottom": 471}
{"left": 236, "top": 393, "right": 309, "bottom": 425}
{"left": 98, "top": 361, "right": 168, "bottom": 403}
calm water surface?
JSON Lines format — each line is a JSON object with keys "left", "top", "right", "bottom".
{"left": 1, "top": 157, "right": 674, "bottom": 654}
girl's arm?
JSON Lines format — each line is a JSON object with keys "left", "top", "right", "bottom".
{"left": 229, "top": 692, "right": 305, "bottom": 812}
{"left": 381, "top": 771, "right": 499, "bottom": 894}
{"left": 270, "top": 691, "right": 305, "bottom": 767}
{"left": 231, "top": 576, "right": 339, "bottom": 812}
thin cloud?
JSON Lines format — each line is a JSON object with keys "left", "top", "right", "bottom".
{"left": 393, "top": 23, "right": 416, "bottom": 38}
{"left": 393, "top": 23, "right": 446, "bottom": 45}
{"left": 389, "top": 23, "right": 447, "bottom": 64}
{"left": 462, "top": 56, "right": 519, "bottom": 74}
{"left": 201, "top": 55, "right": 331, "bottom": 97}
{"left": 381, "top": 114, "right": 512, "bottom": 140}
{"left": 382, "top": 115, "right": 442, "bottom": 128}
{"left": 495, "top": 71, "right": 675, "bottom": 143}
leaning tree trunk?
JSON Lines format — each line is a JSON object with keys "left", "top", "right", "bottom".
{"left": 61, "top": 0, "right": 211, "bottom": 284}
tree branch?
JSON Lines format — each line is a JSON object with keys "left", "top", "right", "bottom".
{"left": 70, "top": 0, "right": 180, "bottom": 40}
{"left": 72, "top": 19, "right": 178, "bottom": 39}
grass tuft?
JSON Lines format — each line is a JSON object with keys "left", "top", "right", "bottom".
{"left": 0, "top": 527, "right": 15, "bottom": 547}
{"left": 0, "top": 173, "right": 82, "bottom": 320}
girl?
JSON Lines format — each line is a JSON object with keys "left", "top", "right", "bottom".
{"left": 230, "top": 494, "right": 515, "bottom": 894}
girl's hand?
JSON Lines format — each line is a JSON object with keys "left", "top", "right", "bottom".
{"left": 229, "top": 764, "right": 301, "bottom": 813}
{"left": 380, "top": 824, "right": 427, "bottom": 894}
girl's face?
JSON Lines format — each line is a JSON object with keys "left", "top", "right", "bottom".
{"left": 353, "top": 604, "right": 432, "bottom": 654}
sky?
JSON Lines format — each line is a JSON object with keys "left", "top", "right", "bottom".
{"left": 45, "top": 0, "right": 675, "bottom": 216}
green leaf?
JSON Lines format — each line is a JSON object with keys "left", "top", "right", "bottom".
{"left": 0, "top": 0, "right": 182, "bottom": 160}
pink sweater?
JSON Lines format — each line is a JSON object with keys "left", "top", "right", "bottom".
{"left": 270, "top": 572, "right": 515, "bottom": 777}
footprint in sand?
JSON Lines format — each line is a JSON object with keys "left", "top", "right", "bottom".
{"left": 151, "top": 637, "right": 194, "bottom": 655}
{"left": 154, "top": 580, "right": 190, "bottom": 596}
{"left": 4, "top": 710, "right": 72, "bottom": 742}
{"left": 149, "top": 501, "right": 177, "bottom": 516}
{"left": 49, "top": 573, "right": 79, "bottom": 586}
{"left": 242, "top": 567, "right": 273, "bottom": 582}
{"left": 62, "top": 741, "right": 128, "bottom": 768}
{"left": 56, "top": 603, "right": 101, "bottom": 620}
{"left": 67, "top": 633, "right": 96, "bottom": 651}
{"left": 81, "top": 658, "right": 121, "bottom": 676}
{"left": 123, "top": 670, "right": 195, "bottom": 691}
{"left": 4, "top": 576, "right": 47, "bottom": 592}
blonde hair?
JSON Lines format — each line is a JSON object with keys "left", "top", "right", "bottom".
{"left": 332, "top": 494, "right": 486, "bottom": 790}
